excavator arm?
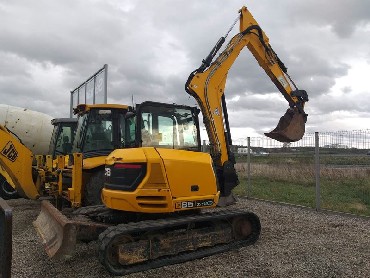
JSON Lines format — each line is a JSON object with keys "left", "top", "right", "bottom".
{"left": 185, "top": 6, "right": 308, "bottom": 203}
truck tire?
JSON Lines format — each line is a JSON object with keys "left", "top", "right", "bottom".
{"left": 82, "top": 169, "right": 104, "bottom": 206}
{"left": 0, "top": 174, "right": 19, "bottom": 200}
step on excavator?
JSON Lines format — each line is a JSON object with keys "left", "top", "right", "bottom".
{"left": 0, "top": 6, "right": 308, "bottom": 276}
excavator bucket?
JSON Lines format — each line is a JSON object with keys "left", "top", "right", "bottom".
{"left": 33, "top": 200, "right": 77, "bottom": 259}
{"left": 265, "top": 108, "right": 306, "bottom": 142}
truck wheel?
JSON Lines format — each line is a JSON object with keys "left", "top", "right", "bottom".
{"left": 0, "top": 174, "right": 18, "bottom": 200}
{"left": 82, "top": 169, "right": 104, "bottom": 206}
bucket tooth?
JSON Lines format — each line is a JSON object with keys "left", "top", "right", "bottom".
{"left": 265, "top": 108, "right": 306, "bottom": 142}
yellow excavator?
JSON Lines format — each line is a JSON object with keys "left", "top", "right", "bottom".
{"left": 92, "top": 6, "right": 307, "bottom": 275}
{"left": 0, "top": 6, "right": 308, "bottom": 276}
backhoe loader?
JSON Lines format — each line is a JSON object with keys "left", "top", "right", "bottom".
{"left": 0, "top": 105, "right": 53, "bottom": 199}
{"left": 3, "top": 6, "right": 308, "bottom": 276}
{"left": 0, "top": 104, "right": 129, "bottom": 204}
{"left": 0, "top": 117, "right": 77, "bottom": 199}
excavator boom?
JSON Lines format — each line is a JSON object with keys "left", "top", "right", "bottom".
{"left": 186, "top": 6, "right": 308, "bottom": 149}
{"left": 185, "top": 6, "right": 309, "bottom": 204}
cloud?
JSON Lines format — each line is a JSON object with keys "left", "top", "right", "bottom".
{"left": 0, "top": 0, "right": 369, "bottom": 140}
{"left": 288, "top": 0, "right": 370, "bottom": 38}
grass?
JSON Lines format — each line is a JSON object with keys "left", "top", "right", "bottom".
{"left": 234, "top": 155, "right": 370, "bottom": 216}
{"left": 234, "top": 177, "right": 316, "bottom": 208}
{"left": 236, "top": 153, "right": 370, "bottom": 165}
{"left": 320, "top": 178, "right": 370, "bottom": 215}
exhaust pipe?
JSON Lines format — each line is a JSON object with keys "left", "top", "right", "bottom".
{"left": 265, "top": 108, "right": 306, "bottom": 143}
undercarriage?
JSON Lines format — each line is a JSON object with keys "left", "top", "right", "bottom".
{"left": 34, "top": 200, "right": 261, "bottom": 275}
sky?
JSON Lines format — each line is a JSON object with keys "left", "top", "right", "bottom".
{"left": 1, "top": 0, "right": 370, "bottom": 142}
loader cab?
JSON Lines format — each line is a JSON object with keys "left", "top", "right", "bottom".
{"left": 134, "top": 101, "right": 201, "bottom": 151}
{"left": 49, "top": 118, "right": 78, "bottom": 158}
{"left": 72, "top": 104, "right": 130, "bottom": 158}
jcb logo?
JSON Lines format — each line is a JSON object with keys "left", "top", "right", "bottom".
{"left": 1, "top": 141, "right": 18, "bottom": 162}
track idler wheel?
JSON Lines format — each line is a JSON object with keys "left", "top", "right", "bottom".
{"left": 232, "top": 216, "right": 253, "bottom": 239}
{"left": 265, "top": 108, "right": 306, "bottom": 142}
{"left": 99, "top": 230, "right": 136, "bottom": 275}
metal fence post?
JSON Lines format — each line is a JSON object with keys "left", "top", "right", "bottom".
{"left": 0, "top": 197, "right": 12, "bottom": 278}
{"left": 247, "top": 137, "right": 251, "bottom": 197}
{"left": 315, "top": 132, "right": 321, "bottom": 211}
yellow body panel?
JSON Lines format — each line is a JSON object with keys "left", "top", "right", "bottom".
{"left": 155, "top": 148, "right": 218, "bottom": 198}
{"left": 106, "top": 147, "right": 148, "bottom": 164}
{"left": 68, "top": 153, "right": 83, "bottom": 207}
{"left": 83, "top": 156, "right": 108, "bottom": 169}
{"left": 103, "top": 188, "right": 172, "bottom": 213}
{"left": 102, "top": 147, "right": 219, "bottom": 213}
{"left": 0, "top": 125, "right": 40, "bottom": 199}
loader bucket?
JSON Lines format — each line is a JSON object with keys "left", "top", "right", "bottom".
{"left": 33, "top": 200, "right": 77, "bottom": 259}
{"left": 265, "top": 109, "right": 306, "bottom": 142}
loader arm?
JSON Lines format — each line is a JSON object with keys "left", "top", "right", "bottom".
{"left": 0, "top": 125, "right": 40, "bottom": 199}
{"left": 185, "top": 6, "right": 308, "bottom": 202}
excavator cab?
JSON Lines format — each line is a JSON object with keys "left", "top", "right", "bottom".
{"left": 72, "top": 104, "right": 129, "bottom": 158}
{"left": 48, "top": 118, "right": 78, "bottom": 158}
{"left": 136, "top": 101, "right": 201, "bottom": 150}
{"left": 102, "top": 101, "right": 210, "bottom": 214}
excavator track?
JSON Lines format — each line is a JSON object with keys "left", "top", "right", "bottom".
{"left": 98, "top": 209, "right": 261, "bottom": 276}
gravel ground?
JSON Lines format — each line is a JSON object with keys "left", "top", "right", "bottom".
{"left": 6, "top": 197, "right": 370, "bottom": 278}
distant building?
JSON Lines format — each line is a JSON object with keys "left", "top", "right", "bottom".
{"left": 237, "top": 147, "right": 254, "bottom": 155}
{"left": 323, "top": 144, "right": 348, "bottom": 149}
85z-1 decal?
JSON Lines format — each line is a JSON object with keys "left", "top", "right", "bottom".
{"left": 1, "top": 141, "right": 18, "bottom": 162}
{"left": 175, "top": 199, "right": 214, "bottom": 209}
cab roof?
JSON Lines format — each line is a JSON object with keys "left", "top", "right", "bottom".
{"left": 73, "top": 103, "right": 130, "bottom": 115}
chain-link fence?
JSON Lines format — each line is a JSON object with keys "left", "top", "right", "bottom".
{"left": 231, "top": 130, "right": 370, "bottom": 216}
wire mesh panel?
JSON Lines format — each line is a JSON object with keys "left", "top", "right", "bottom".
{"left": 233, "top": 130, "right": 370, "bottom": 216}
{"left": 317, "top": 130, "right": 370, "bottom": 215}
{"left": 235, "top": 133, "right": 316, "bottom": 207}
